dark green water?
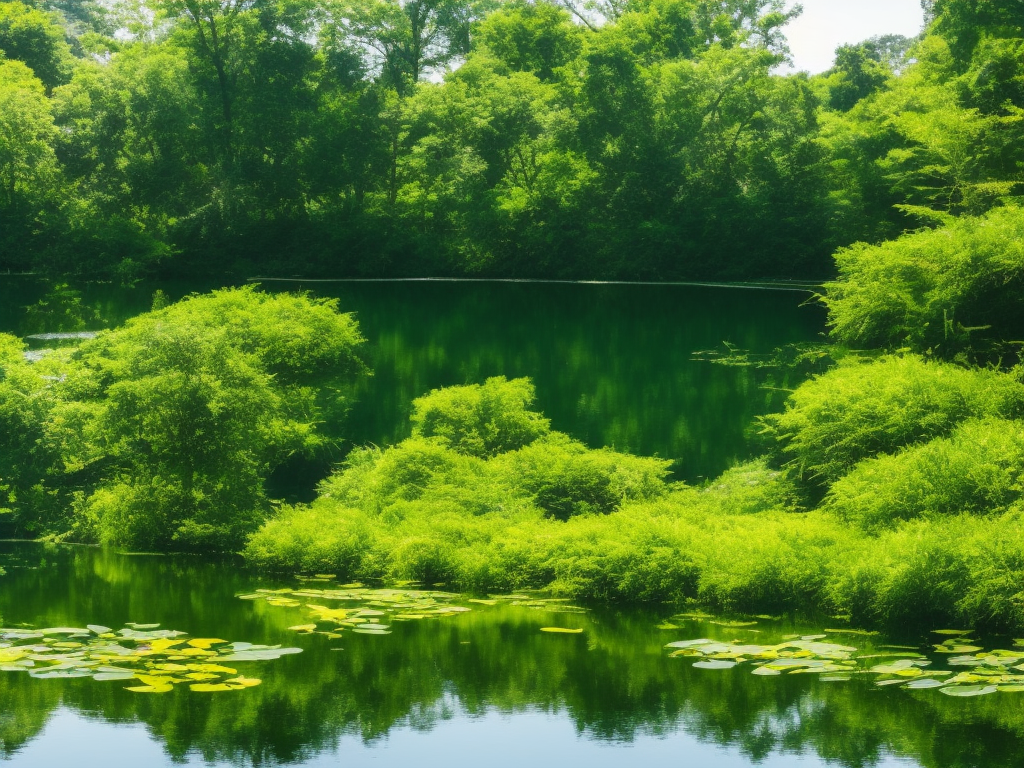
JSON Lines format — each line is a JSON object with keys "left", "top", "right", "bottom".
{"left": 0, "top": 276, "right": 825, "bottom": 484}
{"left": 0, "top": 541, "right": 1020, "bottom": 768}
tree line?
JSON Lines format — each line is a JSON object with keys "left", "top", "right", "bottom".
{"left": 0, "top": 0, "right": 1021, "bottom": 281}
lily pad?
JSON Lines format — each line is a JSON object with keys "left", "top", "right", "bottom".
{"left": 940, "top": 685, "right": 998, "bottom": 697}
{"left": 94, "top": 672, "right": 137, "bottom": 681}
{"left": 665, "top": 639, "right": 713, "bottom": 649}
{"left": 539, "top": 627, "right": 583, "bottom": 634}
{"left": 224, "top": 676, "right": 261, "bottom": 688}
{"left": 904, "top": 678, "right": 946, "bottom": 689}
{"left": 692, "top": 660, "right": 737, "bottom": 670}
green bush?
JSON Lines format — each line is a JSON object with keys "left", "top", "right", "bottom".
{"left": 826, "top": 418, "right": 1024, "bottom": 531}
{"left": 410, "top": 376, "right": 551, "bottom": 457}
{"left": 3, "top": 288, "right": 368, "bottom": 551}
{"left": 825, "top": 206, "right": 1024, "bottom": 356}
{"left": 0, "top": 335, "right": 49, "bottom": 522}
{"left": 494, "top": 433, "right": 672, "bottom": 520}
{"left": 319, "top": 438, "right": 506, "bottom": 516}
{"left": 827, "top": 512, "right": 1024, "bottom": 633}
{"left": 245, "top": 379, "right": 1024, "bottom": 632}
{"left": 759, "top": 354, "right": 1024, "bottom": 483}
{"left": 695, "top": 458, "right": 800, "bottom": 515}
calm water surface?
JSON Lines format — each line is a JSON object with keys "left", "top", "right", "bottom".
{"left": 0, "top": 542, "right": 1019, "bottom": 768}
{"left": 0, "top": 277, "right": 825, "bottom": 484}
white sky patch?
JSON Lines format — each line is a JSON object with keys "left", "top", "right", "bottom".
{"left": 782, "top": 0, "right": 926, "bottom": 74}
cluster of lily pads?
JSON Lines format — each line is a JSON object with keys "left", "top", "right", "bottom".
{"left": 664, "top": 623, "right": 1024, "bottom": 697}
{"left": 0, "top": 623, "right": 301, "bottom": 693}
{"left": 239, "top": 584, "right": 586, "bottom": 636}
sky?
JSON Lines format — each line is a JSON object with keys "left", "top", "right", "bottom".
{"left": 782, "top": 0, "right": 926, "bottom": 74}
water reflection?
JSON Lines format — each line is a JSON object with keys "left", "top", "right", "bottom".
{"left": 0, "top": 543, "right": 1021, "bottom": 768}
{"left": 0, "top": 277, "right": 825, "bottom": 484}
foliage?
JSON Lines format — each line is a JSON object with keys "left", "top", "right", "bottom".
{"left": 758, "top": 354, "right": 1024, "bottom": 484}
{"left": 0, "top": 288, "right": 365, "bottom": 550}
{"left": 493, "top": 432, "right": 672, "bottom": 519}
{"left": 0, "top": 334, "right": 50, "bottom": 519}
{"left": 825, "top": 417, "right": 1024, "bottom": 530}
{"left": 824, "top": 206, "right": 1024, "bottom": 357}
{"left": 0, "top": 58, "right": 60, "bottom": 271}
{"left": 0, "top": 0, "right": 839, "bottom": 281}
{"left": 0, "top": 1, "right": 74, "bottom": 89}
{"left": 410, "top": 376, "right": 550, "bottom": 457}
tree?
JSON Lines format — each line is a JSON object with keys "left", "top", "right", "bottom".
{"left": 0, "top": 0, "right": 74, "bottom": 89}
{"left": 49, "top": 288, "right": 366, "bottom": 550}
{"left": 327, "top": 0, "right": 484, "bottom": 93}
{"left": 827, "top": 44, "right": 891, "bottom": 112}
{"left": 474, "top": 1, "right": 582, "bottom": 81}
{"left": 0, "top": 59, "right": 60, "bottom": 270}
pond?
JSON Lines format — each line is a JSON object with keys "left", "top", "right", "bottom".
{"left": 0, "top": 541, "right": 1021, "bottom": 768}
{"left": 0, "top": 277, "right": 825, "bottom": 485}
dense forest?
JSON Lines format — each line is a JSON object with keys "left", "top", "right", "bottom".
{"left": 0, "top": 0, "right": 1021, "bottom": 280}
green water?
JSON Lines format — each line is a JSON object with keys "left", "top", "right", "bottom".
{"left": 0, "top": 541, "right": 1020, "bottom": 768}
{"left": 0, "top": 277, "right": 824, "bottom": 484}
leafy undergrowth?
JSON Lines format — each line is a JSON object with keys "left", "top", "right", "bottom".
{"left": 244, "top": 369, "right": 1024, "bottom": 635}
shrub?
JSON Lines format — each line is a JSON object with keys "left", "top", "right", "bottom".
{"left": 0, "top": 334, "right": 68, "bottom": 533}
{"left": 824, "top": 206, "right": 1024, "bottom": 356}
{"left": 696, "top": 458, "right": 801, "bottom": 515}
{"left": 759, "top": 354, "right": 1024, "bottom": 483}
{"left": 827, "top": 512, "right": 1024, "bottom": 633}
{"left": 826, "top": 418, "right": 1024, "bottom": 531}
{"left": 32, "top": 288, "right": 367, "bottom": 551}
{"left": 494, "top": 433, "right": 672, "bottom": 519}
{"left": 410, "top": 376, "right": 551, "bottom": 457}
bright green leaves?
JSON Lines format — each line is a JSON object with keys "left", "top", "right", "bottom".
{"left": 0, "top": 1, "right": 75, "bottom": 90}
{"left": 824, "top": 208, "right": 1024, "bottom": 357}
{"left": 759, "top": 355, "right": 1024, "bottom": 484}
{"left": 411, "top": 376, "right": 550, "bottom": 458}
{"left": 29, "top": 287, "right": 365, "bottom": 552}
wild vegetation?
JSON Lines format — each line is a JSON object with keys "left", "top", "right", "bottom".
{"left": 0, "top": 286, "right": 365, "bottom": 550}
{"left": 244, "top": 361, "right": 1024, "bottom": 633}
{"left": 0, "top": 0, "right": 1020, "bottom": 281}
{"left": 1, "top": 0, "right": 1024, "bottom": 639}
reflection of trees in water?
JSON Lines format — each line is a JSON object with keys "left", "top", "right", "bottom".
{"left": 331, "top": 281, "right": 823, "bottom": 483}
{"left": 1, "top": 545, "right": 1022, "bottom": 767}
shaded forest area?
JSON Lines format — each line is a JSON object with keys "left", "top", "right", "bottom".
{"left": 1, "top": 0, "right": 1021, "bottom": 281}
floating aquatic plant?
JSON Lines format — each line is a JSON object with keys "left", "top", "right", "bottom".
{"left": 662, "top": 627, "right": 1024, "bottom": 698}
{"left": 239, "top": 586, "right": 585, "bottom": 636}
{"left": 0, "top": 624, "right": 301, "bottom": 693}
